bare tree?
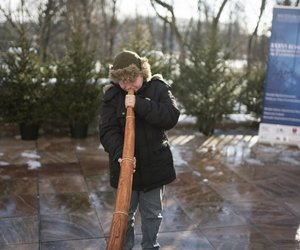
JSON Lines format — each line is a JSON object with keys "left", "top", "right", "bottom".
{"left": 196, "top": 0, "right": 203, "bottom": 34}
{"left": 149, "top": 0, "right": 229, "bottom": 61}
{"left": 277, "top": 0, "right": 300, "bottom": 5}
{"left": 99, "top": 0, "right": 118, "bottom": 60}
{"left": 80, "top": 0, "right": 98, "bottom": 46}
{"left": 150, "top": 0, "right": 185, "bottom": 60}
{"left": 277, "top": 0, "right": 292, "bottom": 4}
{"left": 247, "top": 0, "right": 266, "bottom": 68}
{"left": 60, "top": 0, "right": 108, "bottom": 55}
{"left": 38, "top": 0, "right": 60, "bottom": 62}
{"left": 0, "top": 1, "right": 26, "bottom": 36}
{"left": 211, "top": 0, "right": 228, "bottom": 40}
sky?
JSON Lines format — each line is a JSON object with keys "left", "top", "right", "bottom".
{"left": 1, "top": 0, "right": 277, "bottom": 34}
{"left": 117, "top": 0, "right": 277, "bottom": 34}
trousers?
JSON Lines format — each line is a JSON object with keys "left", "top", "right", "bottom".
{"left": 123, "top": 186, "right": 164, "bottom": 250}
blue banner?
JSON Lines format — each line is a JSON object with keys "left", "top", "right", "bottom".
{"left": 262, "top": 7, "right": 300, "bottom": 126}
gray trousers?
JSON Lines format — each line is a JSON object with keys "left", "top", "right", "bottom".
{"left": 123, "top": 186, "right": 164, "bottom": 250}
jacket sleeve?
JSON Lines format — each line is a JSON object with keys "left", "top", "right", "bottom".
{"left": 134, "top": 82, "right": 180, "bottom": 130}
{"left": 99, "top": 95, "right": 123, "bottom": 161}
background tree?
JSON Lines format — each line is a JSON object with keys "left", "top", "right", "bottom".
{"left": 150, "top": 0, "right": 186, "bottom": 61}
{"left": 52, "top": 24, "right": 101, "bottom": 131}
{"left": 121, "top": 16, "right": 171, "bottom": 79}
{"left": 174, "top": 34, "right": 238, "bottom": 135}
{"left": 238, "top": 63, "right": 265, "bottom": 119}
{"left": 99, "top": 0, "right": 118, "bottom": 60}
{"left": 247, "top": 0, "right": 266, "bottom": 69}
{"left": 0, "top": 30, "right": 45, "bottom": 125}
{"left": 173, "top": 0, "right": 240, "bottom": 135}
{"left": 277, "top": 0, "right": 300, "bottom": 5}
{"left": 37, "top": 0, "right": 60, "bottom": 62}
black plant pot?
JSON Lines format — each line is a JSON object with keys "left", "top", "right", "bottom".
{"left": 19, "top": 123, "right": 39, "bottom": 140}
{"left": 70, "top": 123, "right": 88, "bottom": 139}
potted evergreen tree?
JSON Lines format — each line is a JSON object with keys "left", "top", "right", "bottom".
{"left": 53, "top": 28, "right": 101, "bottom": 138}
{"left": 0, "top": 32, "right": 45, "bottom": 140}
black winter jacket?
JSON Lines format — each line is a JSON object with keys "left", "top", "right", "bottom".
{"left": 99, "top": 78, "right": 180, "bottom": 192}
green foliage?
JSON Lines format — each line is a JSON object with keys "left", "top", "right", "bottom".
{"left": 239, "top": 63, "right": 265, "bottom": 117}
{"left": 0, "top": 65, "right": 6, "bottom": 123}
{"left": 174, "top": 38, "right": 238, "bottom": 135}
{"left": 121, "top": 22, "right": 172, "bottom": 79}
{"left": 52, "top": 28, "right": 102, "bottom": 126}
{"left": 0, "top": 34, "right": 46, "bottom": 125}
{"left": 121, "top": 22, "right": 152, "bottom": 56}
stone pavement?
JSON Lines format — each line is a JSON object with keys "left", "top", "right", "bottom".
{"left": 0, "top": 127, "right": 300, "bottom": 250}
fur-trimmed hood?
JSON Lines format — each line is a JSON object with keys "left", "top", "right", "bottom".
{"left": 109, "top": 50, "right": 152, "bottom": 83}
{"left": 103, "top": 74, "right": 165, "bottom": 94}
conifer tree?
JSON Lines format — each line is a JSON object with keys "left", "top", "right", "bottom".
{"left": 1, "top": 32, "right": 44, "bottom": 124}
{"left": 174, "top": 35, "right": 238, "bottom": 135}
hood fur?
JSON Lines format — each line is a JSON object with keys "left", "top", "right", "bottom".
{"left": 109, "top": 57, "right": 152, "bottom": 83}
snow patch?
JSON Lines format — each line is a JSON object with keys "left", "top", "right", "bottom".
{"left": 21, "top": 150, "right": 40, "bottom": 159}
{"left": 27, "top": 160, "right": 41, "bottom": 170}
{"left": 171, "top": 146, "right": 187, "bottom": 166}
{"left": 76, "top": 146, "right": 86, "bottom": 151}
{"left": 244, "top": 158, "right": 264, "bottom": 165}
{"left": 205, "top": 166, "right": 216, "bottom": 172}
{"left": 279, "top": 156, "right": 300, "bottom": 165}
{"left": 0, "top": 161, "right": 9, "bottom": 166}
{"left": 192, "top": 171, "right": 202, "bottom": 177}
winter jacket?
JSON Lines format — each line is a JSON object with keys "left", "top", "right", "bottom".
{"left": 99, "top": 77, "right": 180, "bottom": 192}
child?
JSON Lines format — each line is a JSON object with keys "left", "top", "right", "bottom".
{"left": 99, "top": 50, "right": 180, "bottom": 249}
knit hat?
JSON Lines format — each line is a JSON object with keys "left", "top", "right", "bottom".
{"left": 109, "top": 50, "right": 152, "bottom": 83}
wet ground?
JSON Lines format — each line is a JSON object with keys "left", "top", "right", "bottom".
{"left": 0, "top": 126, "right": 300, "bottom": 250}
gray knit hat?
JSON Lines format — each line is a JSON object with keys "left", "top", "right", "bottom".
{"left": 109, "top": 50, "right": 152, "bottom": 83}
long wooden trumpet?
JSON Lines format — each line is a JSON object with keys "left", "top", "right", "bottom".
{"left": 106, "top": 89, "right": 135, "bottom": 250}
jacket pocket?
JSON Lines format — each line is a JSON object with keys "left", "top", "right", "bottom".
{"left": 151, "top": 141, "right": 173, "bottom": 168}
{"left": 153, "top": 140, "right": 169, "bottom": 154}
{"left": 142, "top": 142, "right": 175, "bottom": 188}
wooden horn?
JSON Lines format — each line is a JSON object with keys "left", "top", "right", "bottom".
{"left": 106, "top": 89, "right": 135, "bottom": 250}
